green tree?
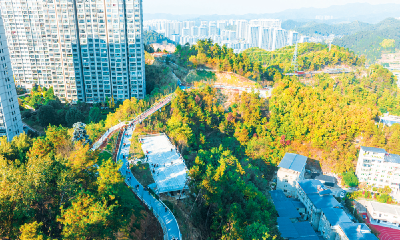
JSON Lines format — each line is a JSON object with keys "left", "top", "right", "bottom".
{"left": 65, "top": 108, "right": 84, "bottom": 127}
{"left": 89, "top": 107, "right": 102, "bottom": 123}
{"left": 37, "top": 105, "right": 56, "bottom": 127}
{"left": 342, "top": 172, "right": 359, "bottom": 187}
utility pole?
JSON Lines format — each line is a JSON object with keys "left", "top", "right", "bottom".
{"left": 291, "top": 42, "right": 299, "bottom": 73}
{"left": 329, "top": 41, "right": 332, "bottom": 52}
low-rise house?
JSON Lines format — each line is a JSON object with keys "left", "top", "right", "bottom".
{"left": 335, "top": 222, "right": 378, "bottom": 240}
{"left": 366, "top": 200, "right": 400, "bottom": 229}
{"left": 277, "top": 153, "right": 308, "bottom": 197}
{"left": 318, "top": 208, "right": 352, "bottom": 240}
{"left": 297, "top": 179, "right": 341, "bottom": 230}
{"left": 277, "top": 217, "right": 319, "bottom": 240}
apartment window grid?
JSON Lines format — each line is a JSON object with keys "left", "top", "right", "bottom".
{"left": 0, "top": 0, "right": 145, "bottom": 103}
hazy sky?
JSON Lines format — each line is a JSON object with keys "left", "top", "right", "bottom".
{"left": 144, "top": 0, "right": 400, "bottom": 15}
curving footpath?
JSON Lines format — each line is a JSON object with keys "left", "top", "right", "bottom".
{"left": 118, "top": 125, "right": 182, "bottom": 240}
{"left": 91, "top": 94, "right": 182, "bottom": 240}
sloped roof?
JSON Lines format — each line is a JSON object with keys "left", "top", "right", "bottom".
{"left": 293, "top": 222, "right": 318, "bottom": 238}
{"left": 308, "top": 194, "right": 340, "bottom": 209}
{"left": 322, "top": 208, "right": 352, "bottom": 226}
{"left": 360, "top": 146, "right": 387, "bottom": 154}
{"left": 270, "top": 190, "right": 288, "bottom": 203}
{"left": 277, "top": 217, "right": 299, "bottom": 238}
{"left": 386, "top": 154, "right": 400, "bottom": 164}
{"left": 315, "top": 174, "right": 337, "bottom": 183}
{"left": 274, "top": 201, "right": 301, "bottom": 219}
{"left": 278, "top": 153, "right": 307, "bottom": 172}
{"left": 298, "top": 179, "right": 331, "bottom": 194}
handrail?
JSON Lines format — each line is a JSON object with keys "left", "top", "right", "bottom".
{"left": 95, "top": 94, "right": 182, "bottom": 240}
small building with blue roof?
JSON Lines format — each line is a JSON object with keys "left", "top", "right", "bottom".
{"left": 277, "top": 153, "right": 308, "bottom": 197}
{"left": 336, "top": 222, "right": 378, "bottom": 240}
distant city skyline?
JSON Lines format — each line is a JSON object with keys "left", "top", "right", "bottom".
{"left": 144, "top": 0, "right": 400, "bottom": 15}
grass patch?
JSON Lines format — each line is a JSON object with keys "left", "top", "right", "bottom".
{"left": 185, "top": 70, "right": 217, "bottom": 84}
{"left": 98, "top": 151, "right": 113, "bottom": 165}
{"left": 130, "top": 162, "right": 155, "bottom": 187}
{"left": 129, "top": 126, "right": 146, "bottom": 159}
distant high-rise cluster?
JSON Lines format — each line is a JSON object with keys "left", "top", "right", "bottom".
{"left": 0, "top": 0, "right": 145, "bottom": 103}
{"left": 0, "top": 14, "right": 23, "bottom": 140}
{"left": 145, "top": 19, "right": 310, "bottom": 53}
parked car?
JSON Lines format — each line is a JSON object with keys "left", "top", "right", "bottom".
{"left": 340, "top": 190, "right": 347, "bottom": 198}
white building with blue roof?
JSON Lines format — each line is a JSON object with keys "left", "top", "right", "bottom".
{"left": 356, "top": 146, "right": 400, "bottom": 194}
{"left": 277, "top": 153, "right": 308, "bottom": 197}
{"left": 336, "top": 222, "right": 378, "bottom": 240}
{"left": 318, "top": 207, "right": 352, "bottom": 240}
{"left": 296, "top": 179, "right": 341, "bottom": 230}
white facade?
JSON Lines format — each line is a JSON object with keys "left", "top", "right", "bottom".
{"left": 237, "top": 20, "right": 248, "bottom": 40}
{"left": 0, "top": 14, "right": 23, "bottom": 141}
{"left": 272, "top": 28, "right": 287, "bottom": 50}
{"left": 247, "top": 26, "right": 260, "bottom": 48}
{"left": 259, "top": 28, "right": 273, "bottom": 50}
{"left": 277, "top": 153, "right": 307, "bottom": 197}
{"left": 356, "top": 146, "right": 400, "bottom": 193}
{"left": 288, "top": 31, "right": 299, "bottom": 46}
{"left": 191, "top": 26, "right": 199, "bottom": 37}
{"left": 366, "top": 201, "right": 400, "bottom": 229}
{"left": 0, "top": 0, "right": 145, "bottom": 103}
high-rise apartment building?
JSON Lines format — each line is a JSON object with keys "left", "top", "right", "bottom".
{"left": 287, "top": 31, "right": 299, "bottom": 46}
{"left": 247, "top": 26, "right": 260, "bottom": 48}
{"left": 0, "top": 0, "right": 145, "bottom": 103}
{"left": 237, "top": 20, "right": 248, "bottom": 40}
{"left": 259, "top": 28, "right": 273, "bottom": 50}
{"left": 209, "top": 24, "right": 217, "bottom": 36}
{"left": 272, "top": 28, "right": 287, "bottom": 50}
{"left": 191, "top": 26, "right": 199, "bottom": 36}
{"left": 0, "top": 13, "right": 23, "bottom": 141}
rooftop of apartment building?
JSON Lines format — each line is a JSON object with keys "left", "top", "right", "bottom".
{"left": 360, "top": 146, "right": 400, "bottom": 164}
{"left": 277, "top": 217, "right": 319, "bottom": 240}
{"left": 338, "top": 222, "right": 378, "bottom": 240}
{"left": 278, "top": 153, "right": 308, "bottom": 172}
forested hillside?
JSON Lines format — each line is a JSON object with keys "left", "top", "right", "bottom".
{"left": 282, "top": 20, "right": 371, "bottom": 36}
{"left": 332, "top": 18, "right": 400, "bottom": 62}
{"left": 174, "top": 40, "right": 364, "bottom": 84}
{"left": 144, "top": 30, "right": 176, "bottom": 45}
{"left": 0, "top": 128, "right": 143, "bottom": 239}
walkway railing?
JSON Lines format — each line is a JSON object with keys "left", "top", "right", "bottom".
{"left": 92, "top": 94, "right": 181, "bottom": 240}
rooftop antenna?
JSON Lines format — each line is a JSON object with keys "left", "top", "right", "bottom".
{"left": 292, "top": 42, "right": 299, "bottom": 72}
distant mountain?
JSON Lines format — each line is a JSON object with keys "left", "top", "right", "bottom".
{"left": 282, "top": 20, "right": 372, "bottom": 36}
{"left": 144, "top": 3, "right": 400, "bottom": 24}
{"left": 332, "top": 18, "right": 400, "bottom": 63}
